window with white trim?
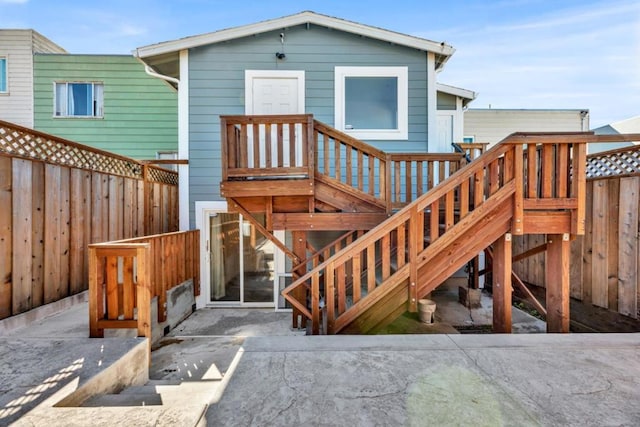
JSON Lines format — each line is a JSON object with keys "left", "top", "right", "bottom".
{"left": 335, "top": 66, "right": 408, "bottom": 140}
{"left": 463, "top": 136, "right": 475, "bottom": 143}
{"left": 54, "top": 82, "right": 104, "bottom": 117}
{"left": 0, "top": 57, "right": 7, "bottom": 93}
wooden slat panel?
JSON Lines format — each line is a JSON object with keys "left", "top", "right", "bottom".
{"left": 591, "top": 180, "right": 608, "bottom": 308}
{"left": 352, "top": 252, "right": 361, "bottom": 304}
{"left": 123, "top": 178, "right": 136, "bottom": 239}
{"left": 59, "top": 167, "right": 71, "bottom": 300}
{"left": 44, "top": 164, "right": 61, "bottom": 304}
{"left": 345, "top": 145, "right": 352, "bottom": 186}
{"left": 381, "top": 234, "right": 390, "bottom": 280}
{"left": 31, "top": 162, "right": 44, "bottom": 308}
{"left": 607, "top": 179, "right": 620, "bottom": 311}
{"left": 367, "top": 244, "right": 376, "bottom": 293}
{"left": 105, "top": 255, "right": 119, "bottom": 320}
{"left": 569, "top": 236, "right": 584, "bottom": 300}
{"left": 337, "top": 264, "right": 346, "bottom": 315}
{"left": 430, "top": 199, "right": 439, "bottom": 243}
{"left": 0, "top": 157, "right": 12, "bottom": 319}
{"left": 583, "top": 180, "right": 594, "bottom": 304}
{"left": 108, "top": 176, "right": 122, "bottom": 241}
{"left": 123, "top": 256, "right": 135, "bottom": 319}
{"left": 527, "top": 144, "right": 537, "bottom": 198}
{"left": 12, "top": 159, "right": 32, "bottom": 314}
{"left": 541, "top": 144, "right": 554, "bottom": 198}
{"left": 618, "top": 177, "right": 639, "bottom": 318}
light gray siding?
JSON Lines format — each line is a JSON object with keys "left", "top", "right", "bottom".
{"left": 464, "top": 109, "right": 588, "bottom": 146}
{"left": 0, "top": 30, "right": 65, "bottom": 127}
{"left": 188, "top": 23, "right": 432, "bottom": 223}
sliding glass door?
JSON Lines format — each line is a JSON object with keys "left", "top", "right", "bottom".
{"left": 208, "top": 212, "right": 274, "bottom": 306}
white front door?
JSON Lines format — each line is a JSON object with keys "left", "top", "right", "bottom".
{"left": 436, "top": 113, "right": 454, "bottom": 153}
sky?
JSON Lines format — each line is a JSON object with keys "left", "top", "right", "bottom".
{"left": 1, "top": 0, "right": 638, "bottom": 128}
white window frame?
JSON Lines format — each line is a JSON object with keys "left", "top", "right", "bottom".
{"left": 0, "top": 55, "right": 7, "bottom": 94}
{"left": 463, "top": 135, "right": 476, "bottom": 143}
{"left": 53, "top": 81, "right": 104, "bottom": 118}
{"left": 334, "top": 66, "right": 408, "bottom": 140}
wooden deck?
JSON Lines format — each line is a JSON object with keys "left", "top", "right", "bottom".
{"left": 220, "top": 114, "right": 640, "bottom": 335}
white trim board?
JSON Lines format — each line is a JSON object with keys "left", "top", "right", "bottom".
{"left": 135, "top": 11, "right": 454, "bottom": 64}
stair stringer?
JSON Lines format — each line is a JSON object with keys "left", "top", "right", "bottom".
{"left": 336, "top": 184, "right": 515, "bottom": 334}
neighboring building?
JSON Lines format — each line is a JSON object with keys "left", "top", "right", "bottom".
{"left": 464, "top": 108, "right": 589, "bottom": 146}
{"left": 135, "top": 10, "right": 475, "bottom": 308}
{"left": 590, "top": 115, "right": 640, "bottom": 153}
{"left": 33, "top": 54, "right": 178, "bottom": 159}
{"left": 0, "top": 29, "right": 66, "bottom": 127}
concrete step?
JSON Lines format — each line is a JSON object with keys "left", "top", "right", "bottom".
{"left": 83, "top": 380, "right": 219, "bottom": 408}
{"left": 83, "top": 393, "right": 164, "bottom": 407}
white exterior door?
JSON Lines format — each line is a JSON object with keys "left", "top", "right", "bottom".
{"left": 436, "top": 113, "right": 454, "bottom": 153}
{"left": 250, "top": 78, "right": 299, "bottom": 115}
{"left": 245, "top": 71, "right": 305, "bottom": 168}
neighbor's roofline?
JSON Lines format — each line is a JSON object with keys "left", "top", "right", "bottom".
{"left": 436, "top": 83, "right": 476, "bottom": 100}
{"left": 134, "top": 10, "right": 455, "bottom": 61}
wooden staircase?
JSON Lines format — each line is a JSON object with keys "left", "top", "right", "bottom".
{"left": 219, "top": 114, "right": 638, "bottom": 335}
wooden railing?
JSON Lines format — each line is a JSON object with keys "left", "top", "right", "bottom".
{"left": 220, "top": 114, "right": 315, "bottom": 180}
{"left": 388, "top": 153, "right": 466, "bottom": 208}
{"left": 292, "top": 230, "right": 365, "bottom": 277}
{"left": 313, "top": 121, "right": 389, "bottom": 203}
{"left": 0, "top": 120, "right": 179, "bottom": 320}
{"left": 221, "top": 115, "right": 467, "bottom": 213}
{"left": 88, "top": 230, "right": 200, "bottom": 340}
{"left": 514, "top": 139, "right": 640, "bottom": 320}
{"left": 282, "top": 133, "right": 590, "bottom": 334}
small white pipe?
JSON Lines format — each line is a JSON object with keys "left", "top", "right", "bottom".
{"left": 144, "top": 65, "right": 180, "bottom": 86}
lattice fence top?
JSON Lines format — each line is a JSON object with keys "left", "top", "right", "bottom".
{"left": 586, "top": 146, "right": 640, "bottom": 179}
{"left": 0, "top": 121, "right": 178, "bottom": 185}
{"left": 148, "top": 166, "right": 179, "bottom": 185}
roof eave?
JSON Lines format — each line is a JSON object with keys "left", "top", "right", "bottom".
{"left": 135, "top": 11, "right": 454, "bottom": 59}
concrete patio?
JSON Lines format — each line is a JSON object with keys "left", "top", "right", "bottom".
{"left": 1, "top": 294, "right": 639, "bottom": 426}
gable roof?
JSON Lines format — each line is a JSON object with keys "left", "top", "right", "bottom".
{"left": 135, "top": 11, "right": 455, "bottom": 78}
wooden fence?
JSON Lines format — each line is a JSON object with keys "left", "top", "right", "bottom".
{"left": 513, "top": 145, "right": 640, "bottom": 319}
{"left": 0, "top": 120, "right": 179, "bottom": 319}
{"left": 88, "top": 230, "right": 200, "bottom": 339}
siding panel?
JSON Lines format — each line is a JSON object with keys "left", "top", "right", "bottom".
{"left": 33, "top": 54, "right": 178, "bottom": 159}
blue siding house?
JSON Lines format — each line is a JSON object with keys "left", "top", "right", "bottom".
{"left": 135, "top": 11, "right": 474, "bottom": 308}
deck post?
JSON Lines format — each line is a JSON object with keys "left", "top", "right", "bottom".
{"left": 492, "top": 233, "right": 512, "bottom": 333}
{"left": 546, "top": 233, "right": 570, "bottom": 332}
{"left": 292, "top": 231, "right": 307, "bottom": 329}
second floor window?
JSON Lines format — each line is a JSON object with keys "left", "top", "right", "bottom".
{"left": 54, "top": 82, "right": 103, "bottom": 117}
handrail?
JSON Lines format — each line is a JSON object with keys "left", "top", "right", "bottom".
{"left": 282, "top": 132, "right": 590, "bottom": 334}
